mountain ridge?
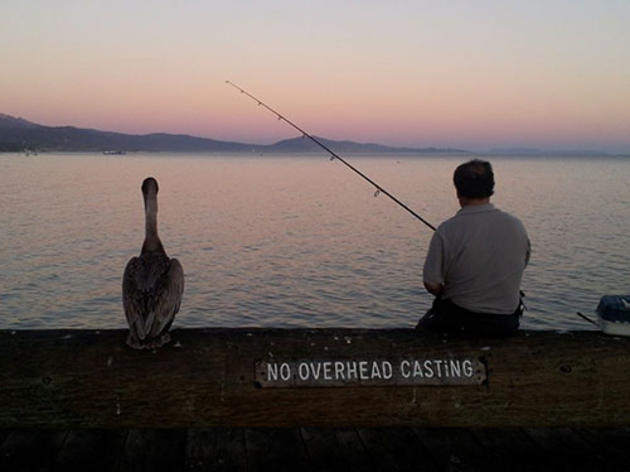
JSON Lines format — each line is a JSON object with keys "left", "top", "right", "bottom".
{"left": 0, "top": 114, "right": 469, "bottom": 154}
{"left": 0, "top": 113, "right": 624, "bottom": 156}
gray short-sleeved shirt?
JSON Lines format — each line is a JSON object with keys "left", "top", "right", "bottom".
{"left": 423, "top": 203, "right": 530, "bottom": 314}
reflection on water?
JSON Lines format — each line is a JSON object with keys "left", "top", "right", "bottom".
{"left": 1, "top": 153, "right": 629, "bottom": 330}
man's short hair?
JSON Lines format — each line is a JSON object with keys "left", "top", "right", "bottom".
{"left": 453, "top": 159, "right": 495, "bottom": 198}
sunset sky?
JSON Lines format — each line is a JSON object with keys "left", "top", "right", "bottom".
{"left": 2, "top": 1, "right": 629, "bottom": 152}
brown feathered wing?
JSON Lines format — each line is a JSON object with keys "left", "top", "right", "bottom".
{"left": 122, "top": 255, "right": 184, "bottom": 345}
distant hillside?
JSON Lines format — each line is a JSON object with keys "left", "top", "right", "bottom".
{"left": 0, "top": 114, "right": 253, "bottom": 153}
{"left": 270, "top": 136, "right": 469, "bottom": 154}
{"left": 486, "top": 147, "right": 619, "bottom": 157}
{"left": 4, "top": 113, "right": 620, "bottom": 156}
{"left": 0, "top": 113, "right": 469, "bottom": 154}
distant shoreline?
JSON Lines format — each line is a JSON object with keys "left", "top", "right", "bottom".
{"left": 2, "top": 150, "right": 628, "bottom": 158}
{"left": 1, "top": 113, "right": 626, "bottom": 157}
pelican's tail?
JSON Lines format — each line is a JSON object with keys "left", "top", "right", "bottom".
{"left": 142, "top": 310, "right": 156, "bottom": 339}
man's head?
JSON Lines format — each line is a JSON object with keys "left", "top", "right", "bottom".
{"left": 453, "top": 160, "right": 494, "bottom": 205}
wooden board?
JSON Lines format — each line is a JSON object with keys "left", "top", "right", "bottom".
{"left": 1, "top": 427, "right": 630, "bottom": 471}
{"left": 1, "top": 328, "right": 630, "bottom": 428}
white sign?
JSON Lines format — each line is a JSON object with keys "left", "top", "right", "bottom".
{"left": 255, "top": 357, "right": 485, "bottom": 387}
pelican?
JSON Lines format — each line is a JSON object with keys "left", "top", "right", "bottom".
{"left": 122, "top": 177, "right": 184, "bottom": 349}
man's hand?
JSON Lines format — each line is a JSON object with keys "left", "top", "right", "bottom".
{"left": 424, "top": 281, "right": 444, "bottom": 296}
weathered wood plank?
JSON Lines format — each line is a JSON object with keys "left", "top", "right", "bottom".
{"left": 576, "top": 427, "right": 630, "bottom": 464}
{"left": 0, "top": 430, "right": 10, "bottom": 447}
{"left": 52, "top": 429, "right": 127, "bottom": 472}
{"left": 244, "top": 428, "right": 310, "bottom": 472}
{"left": 185, "top": 428, "right": 247, "bottom": 472}
{"left": 0, "top": 430, "right": 67, "bottom": 472}
{"left": 2, "top": 427, "right": 630, "bottom": 471}
{"left": 357, "top": 427, "right": 439, "bottom": 472}
{"left": 572, "top": 428, "right": 630, "bottom": 470}
{"left": 524, "top": 427, "right": 609, "bottom": 471}
{"left": 300, "top": 428, "right": 346, "bottom": 471}
{"left": 413, "top": 427, "right": 485, "bottom": 471}
{"left": 469, "top": 428, "right": 542, "bottom": 471}
{"left": 335, "top": 429, "right": 374, "bottom": 471}
{"left": 2, "top": 328, "right": 630, "bottom": 428}
{"left": 185, "top": 428, "right": 217, "bottom": 471}
{"left": 115, "top": 429, "right": 186, "bottom": 472}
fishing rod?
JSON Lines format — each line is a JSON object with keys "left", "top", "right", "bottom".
{"left": 226, "top": 80, "right": 436, "bottom": 232}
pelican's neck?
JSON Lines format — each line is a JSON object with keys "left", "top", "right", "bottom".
{"left": 143, "top": 191, "right": 162, "bottom": 252}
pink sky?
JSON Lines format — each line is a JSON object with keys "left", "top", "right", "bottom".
{"left": 2, "top": 1, "right": 629, "bottom": 152}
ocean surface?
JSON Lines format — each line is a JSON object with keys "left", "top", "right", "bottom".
{"left": 1, "top": 152, "right": 628, "bottom": 331}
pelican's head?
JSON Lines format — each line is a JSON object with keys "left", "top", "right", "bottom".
{"left": 141, "top": 177, "right": 160, "bottom": 215}
{"left": 142, "top": 177, "right": 159, "bottom": 196}
{"left": 139, "top": 177, "right": 164, "bottom": 252}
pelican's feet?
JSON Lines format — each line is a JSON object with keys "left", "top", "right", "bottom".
{"left": 126, "top": 332, "right": 143, "bottom": 349}
{"left": 151, "top": 332, "right": 171, "bottom": 348}
{"left": 126, "top": 331, "right": 172, "bottom": 349}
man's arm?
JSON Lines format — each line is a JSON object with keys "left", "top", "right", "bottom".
{"left": 525, "top": 237, "right": 531, "bottom": 267}
{"left": 423, "top": 232, "right": 445, "bottom": 297}
{"left": 424, "top": 281, "right": 444, "bottom": 297}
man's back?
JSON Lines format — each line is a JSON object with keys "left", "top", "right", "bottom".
{"left": 423, "top": 203, "right": 530, "bottom": 314}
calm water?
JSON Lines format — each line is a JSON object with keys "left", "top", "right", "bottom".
{"left": 1, "top": 153, "right": 629, "bottom": 330}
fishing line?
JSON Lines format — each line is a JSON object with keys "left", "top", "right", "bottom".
{"left": 226, "top": 80, "right": 436, "bottom": 232}
{"left": 576, "top": 311, "right": 598, "bottom": 326}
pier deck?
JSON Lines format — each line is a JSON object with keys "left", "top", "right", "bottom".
{"left": 2, "top": 426, "right": 630, "bottom": 471}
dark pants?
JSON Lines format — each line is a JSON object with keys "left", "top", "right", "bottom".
{"left": 416, "top": 298, "right": 521, "bottom": 337}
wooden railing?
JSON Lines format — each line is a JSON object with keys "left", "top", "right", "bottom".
{"left": 1, "top": 328, "right": 628, "bottom": 428}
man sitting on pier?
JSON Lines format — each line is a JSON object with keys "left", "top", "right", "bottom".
{"left": 417, "top": 159, "right": 530, "bottom": 336}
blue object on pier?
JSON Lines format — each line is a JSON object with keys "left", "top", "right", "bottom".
{"left": 597, "top": 295, "right": 630, "bottom": 336}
